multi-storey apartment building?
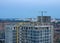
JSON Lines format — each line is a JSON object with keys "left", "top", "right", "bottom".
{"left": 20, "top": 24, "right": 53, "bottom": 43}
{"left": 0, "top": 19, "right": 24, "bottom": 43}
{"left": 5, "top": 16, "right": 54, "bottom": 43}
{"left": 5, "top": 21, "right": 30, "bottom": 43}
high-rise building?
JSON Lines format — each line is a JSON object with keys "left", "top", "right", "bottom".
{"left": 0, "top": 19, "right": 24, "bottom": 43}
{"left": 20, "top": 24, "right": 53, "bottom": 43}
{"left": 5, "top": 16, "right": 54, "bottom": 43}
{"left": 5, "top": 21, "right": 30, "bottom": 43}
{"left": 5, "top": 24, "right": 15, "bottom": 43}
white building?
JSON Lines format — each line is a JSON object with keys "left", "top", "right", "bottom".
{"left": 5, "top": 24, "right": 20, "bottom": 43}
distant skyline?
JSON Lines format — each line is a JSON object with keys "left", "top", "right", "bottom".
{"left": 0, "top": 0, "right": 60, "bottom": 18}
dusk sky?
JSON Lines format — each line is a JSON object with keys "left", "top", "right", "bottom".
{"left": 0, "top": 0, "right": 60, "bottom": 19}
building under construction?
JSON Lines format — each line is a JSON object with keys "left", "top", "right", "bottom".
{"left": 5, "top": 16, "right": 54, "bottom": 43}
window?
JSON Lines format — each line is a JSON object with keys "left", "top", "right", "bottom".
{"left": 44, "top": 36, "right": 49, "bottom": 38}
{"left": 35, "top": 27, "right": 38, "bottom": 29}
{"left": 14, "top": 27, "right": 15, "bottom": 30}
